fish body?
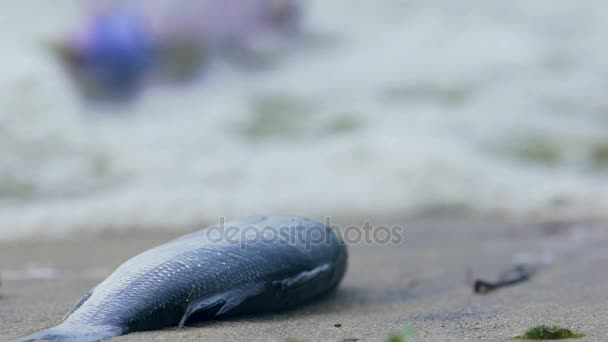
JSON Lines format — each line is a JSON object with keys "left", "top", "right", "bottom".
{"left": 5, "top": 216, "right": 347, "bottom": 342}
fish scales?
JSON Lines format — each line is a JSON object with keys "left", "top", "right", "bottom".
{"left": 4, "top": 216, "right": 347, "bottom": 342}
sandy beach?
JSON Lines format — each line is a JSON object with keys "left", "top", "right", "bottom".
{"left": 1, "top": 218, "right": 606, "bottom": 341}
{"left": 2, "top": 1, "right": 608, "bottom": 341}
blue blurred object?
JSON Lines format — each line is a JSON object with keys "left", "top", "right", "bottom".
{"left": 54, "top": 0, "right": 303, "bottom": 103}
{"left": 60, "top": 9, "right": 157, "bottom": 101}
{"left": 87, "top": 11, "right": 155, "bottom": 93}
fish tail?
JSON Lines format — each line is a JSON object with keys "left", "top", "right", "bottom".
{"left": 2, "top": 328, "right": 59, "bottom": 342}
{"left": 2, "top": 324, "right": 124, "bottom": 342}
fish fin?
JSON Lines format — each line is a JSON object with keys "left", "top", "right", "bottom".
{"left": 3, "top": 324, "right": 123, "bottom": 342}
{"left": 272, "top": 264, "right": 332, "bottom": 290}
{"left": 63, "top": 287, "right": 95, "bottom": 321}
{"left": 215, "top": 283, "right": 266, "bottom": 316}
{"left": 178, "top": 296, "right": 225, "bottom": 328}
{"left": 178, "top": 283, "right": 266, "bottom": 327}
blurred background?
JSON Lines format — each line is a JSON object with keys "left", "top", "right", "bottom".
{"left": 1, "top": 0, "right": 608, "bottom": 240}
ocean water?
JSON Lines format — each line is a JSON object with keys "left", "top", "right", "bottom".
{"left": 1, "top": 0, "right": 608, "bottom": 239}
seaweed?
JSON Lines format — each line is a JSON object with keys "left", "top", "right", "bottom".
{"left": 473, "top": 264, "right": 536, "bottom": 295}
{"left": 385, "top": 335, "right": 405, "bottom": 342}
{"left": 591, "top": 143, "right": 608, "bottom": 169}
{"left": 514, "top": 325, "right": 585, "bottom": 340}
{"left": 512, "top": 138, "right": 561, "bottom": 166}
{"left": 385, "top": 323, "right": 414, "bottom": 342}
{"left": 243, "top": 95, "right": 312, "bottom": 140}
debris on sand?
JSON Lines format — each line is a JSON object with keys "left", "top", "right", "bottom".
{"left": 386, "top": 335, "right": 404, "bottom": 342}
{"left": 473, "top": 264, "right": 536, "bottom": 294}
{"left": 514, "top": 325, "right": 585, "bottom": 340}
{"left": 385, "top": 323, "right": 414, "bottom": 342}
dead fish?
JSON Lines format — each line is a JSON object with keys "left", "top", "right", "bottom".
{"left": 4, "top": 216, "right": 347, "bottom": 342}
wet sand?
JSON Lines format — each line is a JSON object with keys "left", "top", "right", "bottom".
{"left": 1, "top": 218, "right": 607, "bottom": 341}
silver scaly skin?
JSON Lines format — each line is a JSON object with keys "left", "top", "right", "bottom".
{"left": 5, "top": 216, "right": 347, "bottom": 342}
